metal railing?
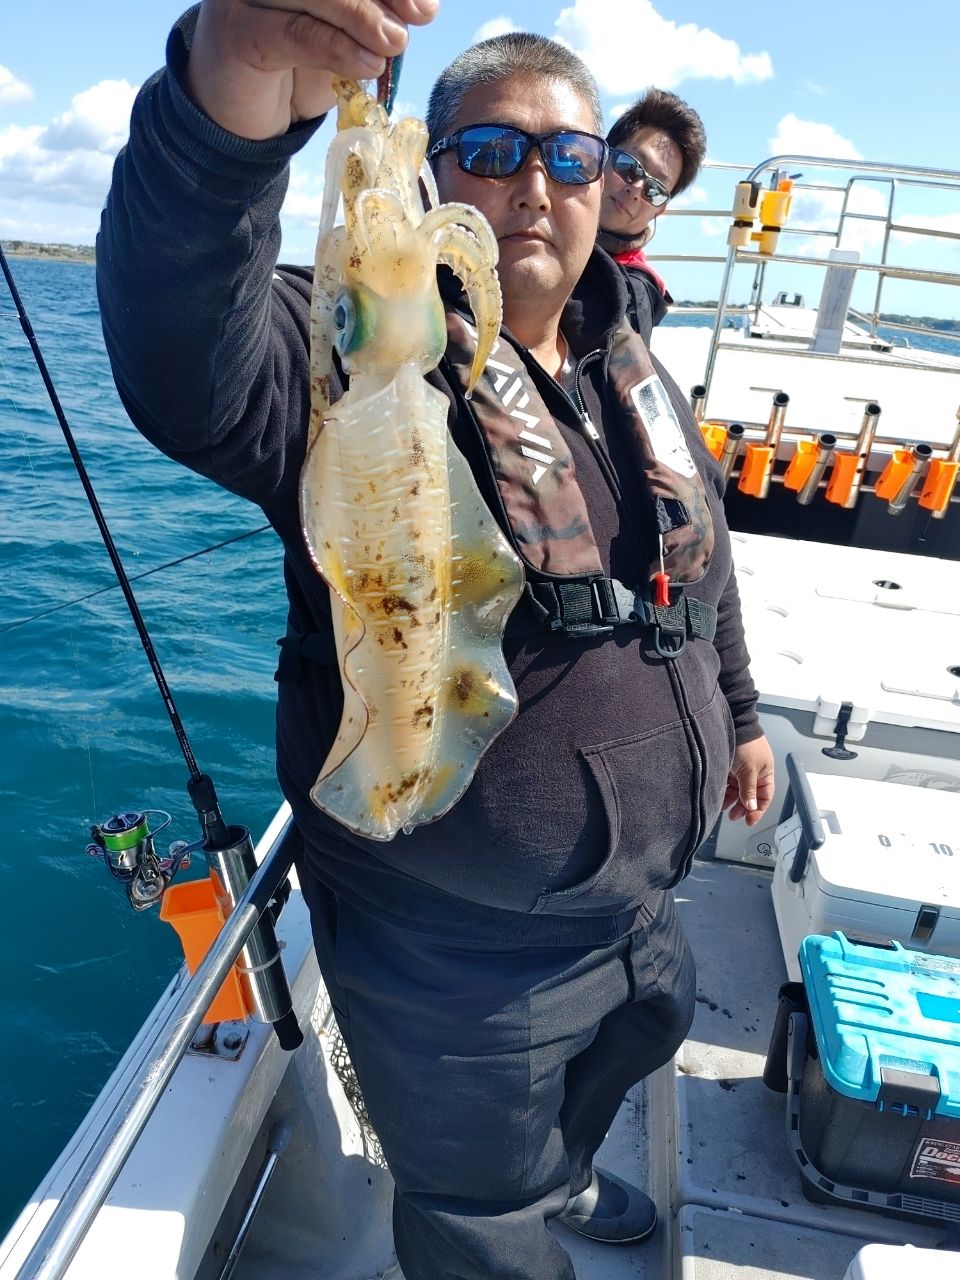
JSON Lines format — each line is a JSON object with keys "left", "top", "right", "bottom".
{"left": 15, "top": 819, "right": 299, "bottom": 1280}
{"left": 666, "top": 153, "right": 960, "bottom": 398}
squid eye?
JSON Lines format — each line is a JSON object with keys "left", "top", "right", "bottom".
{"left": 332, "top": 288, "right": 375, "bottom": 356}
{"left": 333, "top": 290, "right": 358, "bottom": 354}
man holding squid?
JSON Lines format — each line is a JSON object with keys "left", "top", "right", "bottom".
{"left": 98, "top": 3, "right": 774, "bottom": 1276}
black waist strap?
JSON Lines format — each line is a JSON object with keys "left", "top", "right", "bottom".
{"left": 276, "top": 576, "right": 716, "bottom": 681}
{"left": 507, "top": 578, "right": 716, "bottom": 656}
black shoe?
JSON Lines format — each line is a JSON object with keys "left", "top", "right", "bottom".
{"left": 557, "top": 1168, "right": 658, "bottom": 1245}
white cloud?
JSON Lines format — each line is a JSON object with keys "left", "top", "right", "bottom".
{"left": 0, "top": 65, "right": 32, "bottom": 106}
{"left": 389, "top": 99, "right": 422, "bottom": 123}
{"left": 284, "top": 160, "right": 327, "bottom": 227}
{"left": 768, "top": 113, "right": 861, "bottom": 162}
{"left": 39, "top": 81, "right": 137, "bottom": 155}
{"left": 554, "top": 0, "right": 773, "bottom": 95}
{"left": 473, "top": 17, "right": 519, "bottom": 42}
{"left": 0, "top": 209, "right": 94, "bottom": 244}
{"left": 671, "top": 184, "right": 708, "bottom": 209}
{"left": 0, "top": 80, "right": 137, "bottom": 213}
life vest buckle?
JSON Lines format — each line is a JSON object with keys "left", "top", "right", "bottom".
{"left": 653, "top": 623, "right": 687, "bottom": 659}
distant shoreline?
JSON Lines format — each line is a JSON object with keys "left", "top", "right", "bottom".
{"left": 2, "top": 243, "right": 957, "bottom": 328}
{"left": 3, "top": 240, "right": 95, "bottom": 265}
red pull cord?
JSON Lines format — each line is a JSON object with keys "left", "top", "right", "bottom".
{"left": 654, "top": 533, "right": 670, "bottom": 606}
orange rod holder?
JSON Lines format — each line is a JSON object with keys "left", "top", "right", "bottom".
{"left": 160, "top": 875, "right": 251, "bottom": 1025}
{"left": 738, "top": 391, "right": 789, "bottom": 498}
{"left": 700, "top": 423, "right": 728, "bottom": 460}
{"left": 718, "top": 423, "right": 745, "bottom": 482}
{"left": 919, "top": 413, "right": 960, "bottom": 519}
{"left": 796, "top": 433, "right": 838, "bottom": 506}
{"left": 825, "top": 402, "right": 881, "bottom": 509}
{"left": 876, "top": 443, "right": 933, "bottom": 515}
{"left": 689, "top": 384, "right": 707, "bottom": 424}
{"left": 783, "top": 438, "right": 815, "bottom": 492}
{"left": 919, "top": 460, "right": 959, "bottom": 518}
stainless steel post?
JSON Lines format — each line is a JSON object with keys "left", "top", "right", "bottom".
{"left": 842, "top": 401, "right": 882, "bottom": 509}
{"left": 887, "top": 443, "right": 933, "bottom": 514}
{"left": 756, "top": 392, "right": 790, "bottom": 499}
{"left": 689, "top": 385, "right": 707, "bottom": 423}
{"left": 207, "top": 826, "right": 295, "bottom": 1028}
{"left": 718, "top": 423, "right": 745, "bottom": 482}
{"left": 796, "top": 433, "right": 838, "bottom": 505}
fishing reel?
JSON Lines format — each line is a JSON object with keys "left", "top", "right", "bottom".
{"left": 86, "top": 810, "right": 196, "bottom": 912}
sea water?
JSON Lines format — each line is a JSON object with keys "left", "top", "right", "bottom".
{"left": 0, "top": 259, "right": 287, "bottom": 1233}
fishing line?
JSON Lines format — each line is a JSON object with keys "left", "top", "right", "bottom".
{"left": 0, "top": 324, "right": 102, "bottom": 818}
{"left": 0, "top": 242, "right": 229, "bottom": 843}
{"left": 0, "top": 523, "right": 273, "bottom": 635}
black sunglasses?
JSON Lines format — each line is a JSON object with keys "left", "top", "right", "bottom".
{"left": 427, "top": 124, "right": 608, "bottom": 186}
{"left": 608, "top": 147, "right": 672, "bottom": 207}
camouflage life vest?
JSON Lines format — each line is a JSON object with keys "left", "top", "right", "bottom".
{"left": 444, "top": 312, "right": 714, "bottom": 582}
{"left": 442, "top": 312, "right": 716, "bottom": 654}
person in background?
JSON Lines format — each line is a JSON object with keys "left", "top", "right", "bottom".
{"left": 599, "top": 88, "right": 707, "bottom": 344}
{"left": 96, "top": 4, "right": 774, "bottom": 1277}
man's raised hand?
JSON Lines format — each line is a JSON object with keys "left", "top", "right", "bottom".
{"left": 185, "top": 0, "right": 439, "bottom": 140}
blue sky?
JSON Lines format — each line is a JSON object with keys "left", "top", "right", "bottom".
{"left": 2, "top": 1, "right": 958, "bottom": 315}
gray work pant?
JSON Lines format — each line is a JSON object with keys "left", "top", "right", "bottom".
{"left": 299, "top": 871, "right": 695, "bottom": 1280}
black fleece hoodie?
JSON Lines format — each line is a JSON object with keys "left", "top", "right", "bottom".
{"left": 96, "top": 9, "right": 760, "bottom": 942}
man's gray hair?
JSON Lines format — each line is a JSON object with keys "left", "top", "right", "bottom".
{"left": 426, "top": 33, "right": 603, "bottom": 150}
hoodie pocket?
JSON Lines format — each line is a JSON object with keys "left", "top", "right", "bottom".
{"left": 531, "top": 687, "right": 735, "bottom": 916}
{"left": 532, "top": 717, "right": 695, "bottom": 916}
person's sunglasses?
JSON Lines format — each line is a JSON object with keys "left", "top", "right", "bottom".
{"left": 427, "top": 124, "right": 608, "bottom": 186}
{"left": 608, "top": 147, "right": 672, "bottom": 207}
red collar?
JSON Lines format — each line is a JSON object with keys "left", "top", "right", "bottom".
{"left": 612, "top": 247, "right": 668, "bottom": 297}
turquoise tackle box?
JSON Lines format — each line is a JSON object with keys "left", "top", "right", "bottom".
{"left": 787, "top": 932, "right": 960, "bottom": 1223}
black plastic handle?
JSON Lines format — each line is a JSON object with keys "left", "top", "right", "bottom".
{"left": 782, "top": 753, "right": 826, "bottom": 883}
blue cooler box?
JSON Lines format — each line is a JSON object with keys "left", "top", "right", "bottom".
{"left": 786, "top": 933, "right": 960, "bottom": 1224}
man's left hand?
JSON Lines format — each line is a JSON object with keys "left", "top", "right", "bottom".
{"left": 722, "top": 735, "right": 775, "bottom": 827}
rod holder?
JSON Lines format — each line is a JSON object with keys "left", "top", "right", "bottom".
{"left": 796, "top": 433, "right": 838, "bottom": 505}
{"left": 825, "top": 402, "right": 881, "bottom": 509}
{"left": 918, "top": 412, "right": 960, "bottom": 520}
{"left": 738, "top": 392, "right": 790, "bottom": 499}
{"left": 689, "top": 384, "right": 708, "bottom": 423}
{"left": 719, "top": 423, "right": 745, "bottom": 481}
{"left": 206, "top": 826, "right": 299, "bottom": 1040}
{"left": 765, "top": 391, "right": 791, "bottom": 449}
{"left": 876, "top": 443, "right": 933, "bottom": 515}
{"left": 160, "top": 877, "right": 249, "bottom": 1024}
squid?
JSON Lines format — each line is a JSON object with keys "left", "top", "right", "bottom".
{"left": 299, "top": 78, "right": 525, "bottom": 841}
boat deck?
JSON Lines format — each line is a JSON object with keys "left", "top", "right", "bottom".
{"left": 651, "top": 326, "right": 960, "bottom": 453}
{"left": 233, "top": 858, "right": 946, "bottom": 1280}
{"left": 3, "top": 832, "right": 953, "bottom": 1280}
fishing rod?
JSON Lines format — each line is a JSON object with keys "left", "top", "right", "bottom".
{"left": 0, "top": 242, "right": 301, "bottom": 1051}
